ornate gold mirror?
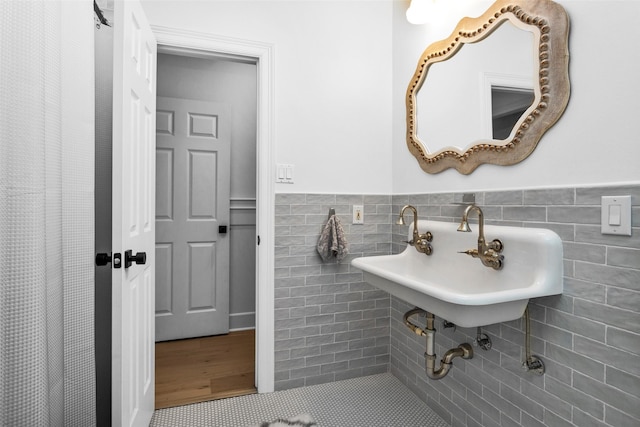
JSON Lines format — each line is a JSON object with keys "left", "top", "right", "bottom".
{"left": 406, "top": 0, "right": 569, "bottom": 174}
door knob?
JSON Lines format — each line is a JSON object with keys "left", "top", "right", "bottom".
{"left": 95, "top": 252, "right": 122, "bottom": 268}
{"left": 96, "top": 253, "right": 111, "bottom": 266}
{"left": 124, "top": 250, "right": 146, "bottom": 268}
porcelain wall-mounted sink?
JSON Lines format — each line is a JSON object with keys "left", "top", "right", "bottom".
{"left": 352, "top": 220, "right": 563, "bottom": 327}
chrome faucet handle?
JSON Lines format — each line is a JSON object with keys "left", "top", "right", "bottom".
{"left": 414, "top": 231, "right": 434, "bottom": 256}
{"left": 415, "top": 240, "right": 433, "bottom": 255}
{"left": 487, "top": 239, "right": 503, "bottom": 252}
{"left": 419, "top": 231, "right": 433, "bottom": 242}
{"left": 481, "top": 250, "right": 504, "bottom": 270}
{"left": 485, "top": 253, "right": 504, "bottom": 270}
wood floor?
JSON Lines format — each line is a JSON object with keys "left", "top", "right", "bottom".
{"left": 155, "top": 329, "right": 256, "bottom": 409}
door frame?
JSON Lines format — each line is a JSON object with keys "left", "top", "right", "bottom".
{"left": 152, "top": 25, "right": 275, "bottom": 393}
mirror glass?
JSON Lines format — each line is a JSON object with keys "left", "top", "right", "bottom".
{"left": 491, "top": 86, "right": 535, "bottom": 139}
{"left": 416, "top": 20, "right": 535, "bottom": 152}
{"left": 405, "top": 0, "right": 570, "bottom": 174}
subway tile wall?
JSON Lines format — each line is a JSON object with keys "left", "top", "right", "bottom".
{"left": 390, "top": 185, "right": 640, "bottom": 427}
{"left": 274, "top": 194, "right": 392, "bottom": 390}
{"left": 274, "top": 186, "right": 639, "bottom": 426}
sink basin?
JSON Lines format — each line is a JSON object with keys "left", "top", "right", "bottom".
{"left": 352, "top": 220, "right": 563, "bottom": 327}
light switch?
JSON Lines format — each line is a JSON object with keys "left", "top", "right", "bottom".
{"left": 608, "top": 204, "right": 621, "bottom": 226}
{"left": 601, "top": 196, "right": 631, "bottom": 236}
{"left": 276, "top": 164, "right": 294, "bottom": 184}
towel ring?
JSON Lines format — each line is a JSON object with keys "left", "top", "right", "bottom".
{"left": 328, "top": 208, "right": 335, "bottom": 219}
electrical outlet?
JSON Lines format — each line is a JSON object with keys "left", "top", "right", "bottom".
{"left": 353, "top": 205, "right": 364, "bottom": 224}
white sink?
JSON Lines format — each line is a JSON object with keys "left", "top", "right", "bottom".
{"left": 352, "top": 220, "right": 563, "bottom": 327}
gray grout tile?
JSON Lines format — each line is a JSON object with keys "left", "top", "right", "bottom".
{"left": 152, "top": 374, "right": 449, "bottom": 426}
{"left": 274, "top": 187, "right": 640, "bottom": 427}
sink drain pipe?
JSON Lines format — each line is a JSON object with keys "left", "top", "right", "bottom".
{"left": 403, "top": 308, "right": 473, "bottom": 380}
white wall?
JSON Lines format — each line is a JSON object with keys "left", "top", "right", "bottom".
{"left": 392, "top": 0, "right": 640, "bottom": 193}
{"left": 142, "top": 0, "right": 640, "bottom": 196}
{"left": 142, "top": 0, "right": 394, "bottom": 195}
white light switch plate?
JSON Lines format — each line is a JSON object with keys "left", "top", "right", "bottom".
{"left": 276, "top": 164, "right": 294, "bottom": 184}
{"left": 601, "top": 195, "right": 631, "bottom": 236}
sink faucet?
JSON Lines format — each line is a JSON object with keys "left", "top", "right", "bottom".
{"left": 397, "top": 205, "right": 433, "bottom": 255}
{"left": 457, "top": 204, "right": 504, "bottom": 270}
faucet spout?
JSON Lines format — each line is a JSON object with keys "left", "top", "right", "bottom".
{"left": 397, "top": 205, "right": 419, "bottom": 242}
{"left": 458, "top": 204, "right": 487, "bottom": 245}
{"left": 457, "top": 220, "right": 471, "bottom": 233}
{"left": 397, "top": 205, "right": 433, "bottom": 256}
{"left": 457, "top": 204, "right": 504, "bottom": 270}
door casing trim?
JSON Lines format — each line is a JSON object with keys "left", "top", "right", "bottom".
{"left": 152, "top": 25, "right": 275, "bottom": 393}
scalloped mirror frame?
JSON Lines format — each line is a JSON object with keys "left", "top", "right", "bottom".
{"left": 406, "top": 0, "right": 570, "bottom": 174}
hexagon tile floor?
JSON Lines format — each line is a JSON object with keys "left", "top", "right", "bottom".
{"left": 150, "top": 373, "right": 450, "bottom": 427}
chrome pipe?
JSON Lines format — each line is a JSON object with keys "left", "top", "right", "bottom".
{"left": 423, "top": 311, "right": 473, "bottom": 380}
{"left": 523, "top": 305, "right": 545, "bottom": 375}
{"left": 426, "top": 343, "right": 473, "bottom": 380}
{"left": 403, "top": 307, "right": 427, "bottom": 337}
{"left": 402, "top": 308, "right": 473, "bottom": 380}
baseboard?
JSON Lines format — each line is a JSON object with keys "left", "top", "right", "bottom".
{"left": 230, "top": 311, "right": 256, "bottom": 331}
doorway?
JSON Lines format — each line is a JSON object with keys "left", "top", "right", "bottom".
{"left": 150, "top": 27, "right": 277, "bottom": 408}
{"left": 93, "top": 12, "right": 275, "bottom": 425}
{"left": 154, "top": 52, "right": 258, "bottom": 407}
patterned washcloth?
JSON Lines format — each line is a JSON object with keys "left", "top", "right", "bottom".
{"left": 316, "top": 214, "right": 348, "bottom": 262}
{"left": 253, "top": 413, "right": 316, "bottom": 427}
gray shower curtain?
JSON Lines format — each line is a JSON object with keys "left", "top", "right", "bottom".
{"left": 0, "top": 1, "right": 96, "bottom": 425}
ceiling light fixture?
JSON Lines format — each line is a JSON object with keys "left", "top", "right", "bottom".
{"left": 406, "top": 0, "right": 441, "bottom": 25}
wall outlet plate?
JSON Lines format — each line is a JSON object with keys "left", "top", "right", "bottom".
{"left": 353, "top": 205, "right": 364, "bottom": 224}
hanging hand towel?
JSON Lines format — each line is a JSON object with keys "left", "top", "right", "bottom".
{"left": 317, "top": 214, "right": 349, "bottom": 262}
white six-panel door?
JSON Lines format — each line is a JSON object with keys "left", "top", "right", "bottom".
{"left": 155, "top": 96, "right": 231, "bottom": 341}
{"left": 112, "top": 1, "right": 157, "bottom": 425}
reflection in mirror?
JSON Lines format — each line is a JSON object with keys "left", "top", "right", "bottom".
{"left": 406, "top": 0, "right": 570, "bottom": 175}
{"left": 416, "top": 20, "right": 535, "bottom": 152}
{"left": 491, "top": 86, "right": 535, "bottom": 139}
